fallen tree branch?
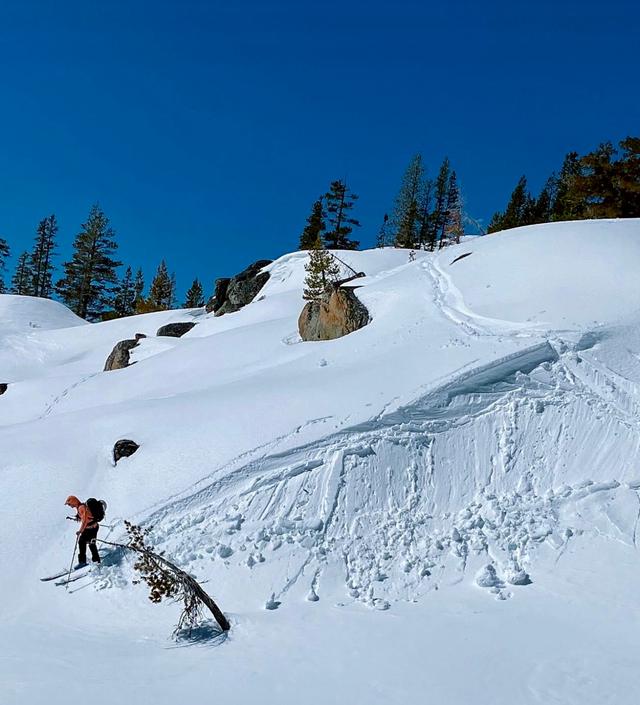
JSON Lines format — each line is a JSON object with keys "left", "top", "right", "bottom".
{"left": 97, "top": 524, "right": 230, "bottom": 634}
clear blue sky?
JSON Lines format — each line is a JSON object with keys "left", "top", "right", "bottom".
{"left": 0, "top": 0, "right": 638, "bottom": 299}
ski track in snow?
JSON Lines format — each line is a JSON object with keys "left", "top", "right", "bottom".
{"left": 93, "top": 331, "right": 640, "bottom": 612}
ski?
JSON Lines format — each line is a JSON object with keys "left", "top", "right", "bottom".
{"left": 55, "top": 570, "right": 92, "bottom": 586}
{"left": 40, "top": 565, "right": 90, "bottom": 582}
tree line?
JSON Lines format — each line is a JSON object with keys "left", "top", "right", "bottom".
{"left": 0, "top": 204, "right": 205, "bottom": 320}
{"left": 488, "top": 137, "right": 640, "bottom": 233}
{"left": 298, "top": 155, "right": 464, "bottom": 255}
{"left": 1, "top": 135, "right": 638, "bottom": 318}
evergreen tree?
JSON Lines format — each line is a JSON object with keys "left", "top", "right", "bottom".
{"left": 488, "top": 176, "right": 532, "bottom": 233}
{"left": 376, "top": 214, "right": 390, "bottom": 248}
{"left": 442, "top": 171, "right": 463, "bottom": 247}
{"left": 530, "top": 176, "right": 557, "bottom": 224}
{"left": 392, "top": 154, "right": 424, "bottom": 248}
{"left": 303, "top": 234, "right": 340, "bottom": 302}
{"left": 323, "top": 180, "right": 360, "bottom": 250}
{"left": 10, "top": 251, "right": 34, "bottom": 295}
{"left": 30, "top": 214, "right": 58, "bottom": 297}
{"left": 133, "top": 268, "right": 145, "bottom": 307}
{"left": 574, "top": 142, "right": 618, "bottom": 218}
{"left": 184, "top": 278, "right": 205, "bottom": 308}
{"left": 0, "top": 237, "right": 9, "bottom": 293}
{"left": 551, "top": 152, "right": 583, "bottom": 221}
{"left": 428, "top": 158, "right": 451, "bottom": 250}
{"left": 299, "top": 198, "right": 326, "bottom": 250}
{"left": 56, "top": 204, "right": 121, "bottom": 319}
{"left": 617, "top": 136, "right": 640, "bottom": 217}
{"left": 417, "top": 178, "right": 434, "bottom": 249}
{"left": 147, "top": 260, "right": 174, "bottom": 310}
{"left": 113, "top": 266, "right": 137, "bottom": 317}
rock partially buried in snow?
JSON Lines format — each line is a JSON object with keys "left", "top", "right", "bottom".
{"left": 156, "top": 322, "right": 196, "bottom": 338}
{"left": 0, "top": 383, "right": 7, "bottom": 395}
{"left": 113, "top": 439, "right": 140, "bottom": 464}
{"left": 298, "top": 286, "right": 370, "bottom": 341}
{"left": 206, "top": 259, "right": 273, "bottom": 316}
{"left": 104, "top": 335, "right": 146, "bottom": 371}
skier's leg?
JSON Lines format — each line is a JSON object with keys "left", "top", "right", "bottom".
{"left": 77, "top": 531, "right": 88, "bottom": 565}
{"left": 88, "top": 527, "right": 100, "bottom": 563}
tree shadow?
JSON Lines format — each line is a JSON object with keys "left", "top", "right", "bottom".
{"left": 169, "top": 620, "right": 230, "bottom": 649}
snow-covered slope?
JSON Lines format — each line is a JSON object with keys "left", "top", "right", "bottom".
{"left": 2, "top": 219, "right": 640, "bottom": 704}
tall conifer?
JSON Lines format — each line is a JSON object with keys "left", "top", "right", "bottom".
{"left": 299, "top": 199, "right": 326, "bottom": 250}
{"left": 0, "top": 237, "right": 9, "bottom": 293}
{"left": 184, "top": 278, "right": 205, "bottom": 308}
{"left": 11, "top": 251, "right": 34, "bottom": 295}
{"left": 56, "top": 204, "right": 121, "bottom": 319}
{"left": 323, "top": 180, "right": 360, "bottom": 250}
{"left": 31, "top": 214, "right": 58, "bottom": 297}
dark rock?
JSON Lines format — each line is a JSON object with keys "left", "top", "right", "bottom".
{"left": 156, "top": 322, "right": 196, "bottom": 338}
{"left": 0, "top": 383, "right": 7, "bottom": 395}
{"left": 206, "top": 277, "right": 231, "bottom": 313}
{"left": 134, "top": 333, "right": 147, "bottom": 341}
{"left": 113, "top": 439, "right": 140, "bottom": 463}
{"left": 298, "top": 286, "right": 370, "bottom": 341}
{"left": 206, "top": 260, "right": 273, "bottom": 316}
{"left": 104, "top": 339, "right": 140, "bottom": 371}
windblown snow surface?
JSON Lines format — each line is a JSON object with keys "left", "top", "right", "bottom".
{"left": 2, "top": 219, "right": 640, "bottom": 704}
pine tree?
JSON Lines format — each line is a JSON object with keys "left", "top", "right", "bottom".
{"left": 530, "top": 176, "right": 557, "bottom": 224}
{"left": 113, "top": 266, "right": 137, "bottom": 317}
{"left": 551, "top": 152, "right": 583, "bottom": 221}
{"left": 133, "top": 268, "right": 145, "bottom": 307}
{"left": 617, "top": 136, "right": 640, "bottom": 217}
{"left": 574, "top": 142, "right": 618, "bottom": 218}
{"left": 30, "top": 214, "right": 58, "bottom": 298}
{"left": 303, "top": 234, "right": 340, "bottom": 302}
{"left": 442, "top": 171, "right": 463, "bottom": 247}
{"left": 392, "top": 154, "right": 424, "bottom": 249}
{"left": 488, "top": 176, "right": 532, "bottom": 233}
{"left": 56, "top": 204, "right": 121, "bottom": 319}
{"left": 10, "top": 251, "right": 34, "bottom": 295}
{"left": 184, "top": 278, "right": 205, "bottom": 308}
{"left": 376, "top": 214, "right": 390, "bottom": 248}
{"left": 0, "top": 237, "right": 9, "bottom": 293}
{"left": 299, "top": 199, "right": 326, "bottom": 250}
{"left": 323, "top": 180, "right": 360, "bottom": 250}
{"left": 147, "top": 260, "right": 174, "bottom": 311}
{"left": 417, "top": 178, "right": 434, "bottom": 249}
{"left": 428, "top": 158, "right": 451, "bottom": 250}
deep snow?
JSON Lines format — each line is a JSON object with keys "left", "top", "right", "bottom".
{"left": 2, "top": 219, "right": 640, "bottom": 704}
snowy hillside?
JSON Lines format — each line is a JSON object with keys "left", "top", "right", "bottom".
{"left": 2, "top": 219, "right": 640, "bottom": 704}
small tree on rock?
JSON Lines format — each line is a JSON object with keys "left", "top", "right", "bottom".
{"left": 303, "top": 234, "right": 340, "bottom": 302}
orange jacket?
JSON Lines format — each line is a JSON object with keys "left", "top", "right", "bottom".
{"left": 65, "top": 495, "right": 96, "bottom": 532}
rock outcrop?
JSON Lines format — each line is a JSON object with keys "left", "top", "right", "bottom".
{"left": 206, "top": 259, "right": 272, "bottom": 315}
{"left": 113, "top": 439, "right": 140, "bottom": 463}
{"left": 104, "top": 334, "right": 146, "bottom": 371}
{"left": 0, "top": 384, "right": 7, "bottom": 396}
{"left": 298, "top": 286, "right": 370, "bottom": 341}
{"left": 156, "top": 322, "right": 196, "bottom": 338}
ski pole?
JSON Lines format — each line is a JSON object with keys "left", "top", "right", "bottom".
{"left": 66, "top": 534, "right": 79, "bottom": 591}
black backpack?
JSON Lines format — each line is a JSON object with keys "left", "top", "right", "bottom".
{"left": 86, "top": 497, "right": 107, "bottom": 523}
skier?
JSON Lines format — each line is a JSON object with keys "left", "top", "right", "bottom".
{"left": 64, "top": 495, "right": 101, "bottom": 567}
